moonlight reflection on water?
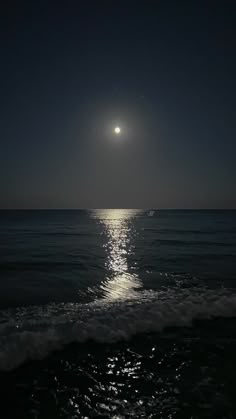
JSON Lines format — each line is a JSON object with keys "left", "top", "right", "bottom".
{"left": 91, "top": 209, "right": 142, "bottom": 300}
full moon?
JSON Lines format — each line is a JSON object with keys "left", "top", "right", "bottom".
{"left": 114, "top": 126, "right": 121, "bottom": 134}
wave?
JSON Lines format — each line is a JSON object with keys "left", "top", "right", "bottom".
{"left": 0, "top": 288, "right": 236, "bottom": 371}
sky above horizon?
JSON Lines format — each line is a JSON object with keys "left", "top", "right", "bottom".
{"left": 1, "top": 0, "right": 236, "bottom": 209}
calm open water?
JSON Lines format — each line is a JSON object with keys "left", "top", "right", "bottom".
{"left": 0, "top": 209, "right": 236, "bottom": 418}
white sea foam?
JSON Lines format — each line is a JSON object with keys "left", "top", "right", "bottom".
{"left": 0, "top": 288, "right": 236, "bottom": 371}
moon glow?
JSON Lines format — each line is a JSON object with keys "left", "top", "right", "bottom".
{"left": 114, "top": 126, "right": 121, "bottom": 134}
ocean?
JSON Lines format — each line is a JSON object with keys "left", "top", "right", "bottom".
{"left": 0, "top": 209, "right": 236, "bottom": 418}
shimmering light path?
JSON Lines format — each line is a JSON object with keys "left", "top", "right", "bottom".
{"left": 91, "top": 209, "right": 143, "bottom": 301}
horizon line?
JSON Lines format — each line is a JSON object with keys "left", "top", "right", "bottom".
{"left": 0, "top": 208, "right": 235, "bottom": 211}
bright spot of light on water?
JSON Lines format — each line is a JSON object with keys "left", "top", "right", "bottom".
{"left": 91, "top": 209, "right": 143, "bottom": 301}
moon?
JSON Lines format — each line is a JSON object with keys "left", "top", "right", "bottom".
{"left": 114, "top": 126, "right": 121, "bottom": 134}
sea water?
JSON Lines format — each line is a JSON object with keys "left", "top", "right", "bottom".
{"left": 0, "top": 209, "right": 236, "bottom": 418}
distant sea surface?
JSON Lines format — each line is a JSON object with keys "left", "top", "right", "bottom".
{"left": 0, "top": 209, "right": 236, "bottom": 418}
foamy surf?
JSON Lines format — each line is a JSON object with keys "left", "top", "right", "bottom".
{"left": 0, "top": 287, "right": 236, "bottom": 371}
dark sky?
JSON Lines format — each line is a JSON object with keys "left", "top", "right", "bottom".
{"left": 1, "top": 0, "right": 236, "bottom": 209}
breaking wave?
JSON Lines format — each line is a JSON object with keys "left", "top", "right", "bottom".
{"left": 0, "top": 287, "right": 236, "bottom": 371}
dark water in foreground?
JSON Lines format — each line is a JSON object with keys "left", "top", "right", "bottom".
{"left": 0, "top": 209, "right": 236, "bottom": 418}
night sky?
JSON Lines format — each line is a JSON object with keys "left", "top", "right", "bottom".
{"left": 1, "top": 1, "right": 236, "bottom": 209}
